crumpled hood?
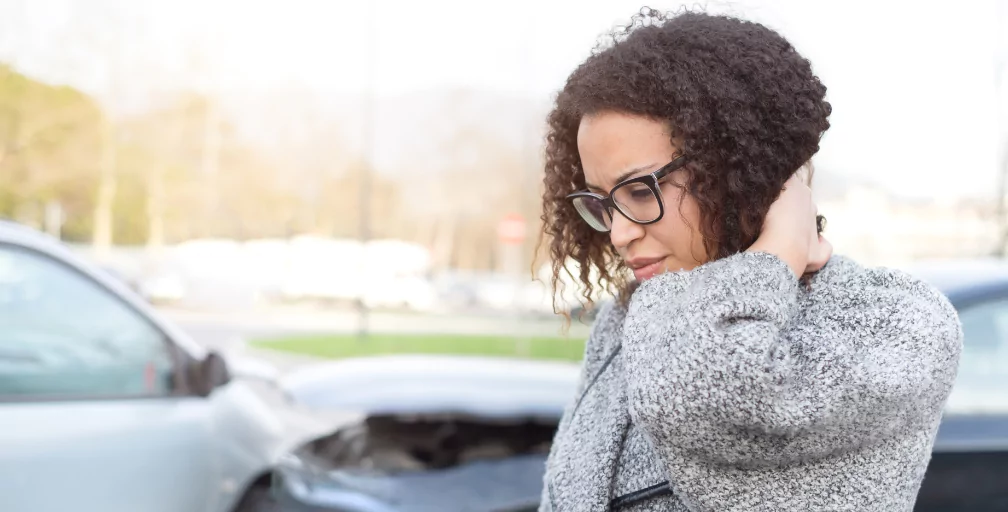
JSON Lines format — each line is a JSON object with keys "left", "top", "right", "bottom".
{"left": 273, "top": 355, "right": 576, "bottom": 511}
{"left": 280, "top": 354, "right": 580, "bottom": 419}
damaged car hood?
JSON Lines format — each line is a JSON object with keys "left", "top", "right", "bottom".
{"left": 273, "top": 355, "right": 581, "bottom": 512}
{"left": 280, "top": 354, "right": 580, "bottom": 418}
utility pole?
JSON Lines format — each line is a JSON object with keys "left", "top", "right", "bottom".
{"left": 357, "top": 4, "right": 376, "bottom": 343}
{"left": 93, "top": 110, "right": 117, "bottom": 259}
{"left": 512, "top": 14, "right": 536, "bottom": 355}
{"left": 995, "top": 1, "right": 1008, "bottom": 256}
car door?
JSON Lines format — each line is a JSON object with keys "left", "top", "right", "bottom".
{"left": 915, "top": 295, "right": 1008, "bottom": 512}
{"left": 0, "top": 242, "right": 220, "bottom": 512}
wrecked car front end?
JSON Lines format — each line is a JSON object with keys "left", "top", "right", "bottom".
{"left": 272, "top": 356, "right": 579, "bottom": 512}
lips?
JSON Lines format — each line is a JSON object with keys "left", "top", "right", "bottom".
{"left": 628, "top": 257, "right": 667, "bottom": 282}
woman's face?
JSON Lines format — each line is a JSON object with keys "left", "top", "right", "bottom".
{"left": 577, "top": 111, "right": 707, "bottom": 281}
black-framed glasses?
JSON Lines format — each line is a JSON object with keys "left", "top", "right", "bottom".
{"left": 566, "top": 155, "right": 689, "bottom": 233}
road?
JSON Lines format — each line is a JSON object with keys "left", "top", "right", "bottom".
{"left": 163, "top": 306, "right": 591, "bottom": 374}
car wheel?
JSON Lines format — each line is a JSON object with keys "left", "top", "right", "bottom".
{"left": 234, "top": 485, "right": 284, "bottom": 512}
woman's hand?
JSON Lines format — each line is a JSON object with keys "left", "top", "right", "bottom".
{"left": 747, "top": 173, "right": 833, "bottom": 278}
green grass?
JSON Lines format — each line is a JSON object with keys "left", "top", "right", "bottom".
{"left": 250, "top": 333, "right": 587, "bottom": 362}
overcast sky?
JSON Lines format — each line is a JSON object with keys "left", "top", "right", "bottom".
{"left": 0, "top": 0, "right": 1001, "bottom": 199}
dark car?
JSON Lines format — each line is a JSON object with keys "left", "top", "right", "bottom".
{"left": 908, "top": 259, "right": 1008, "bottom": 512}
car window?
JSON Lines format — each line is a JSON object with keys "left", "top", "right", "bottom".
{"left": 944, "top": 298, "right": 1008, "bottom": 414}
{"left": 0, "top": 244, "right": 174, "bottom": 399}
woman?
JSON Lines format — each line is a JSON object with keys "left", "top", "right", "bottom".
{"left": 539, "top": 9, "right": 962, "bottom": 512}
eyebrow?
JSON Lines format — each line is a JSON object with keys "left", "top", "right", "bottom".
{"left": 584, "top": 163, "right": 659, "bottom": 192}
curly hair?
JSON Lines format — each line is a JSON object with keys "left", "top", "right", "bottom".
{"left": 539, "top": 7, "right": 831, "bottom": 312}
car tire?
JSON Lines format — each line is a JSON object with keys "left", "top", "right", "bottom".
{"left": 234, "top": 485, "right": 284, "bottom": 512}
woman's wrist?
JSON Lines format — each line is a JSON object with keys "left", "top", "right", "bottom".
{"left": 746, "top": 236, "right": 806, "bottom": 278}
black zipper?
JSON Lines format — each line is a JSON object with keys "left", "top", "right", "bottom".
{"left": 572, "top": 342, "right": 622, "bottom": 417}
{"left": 550, "top": 340, "right": 679, "bottom": 510}
{"left": 548, "top": 342, "right": 623, "bottom": 512}
{"left": 609, "top": 480, "right": 674, "bottom": 511}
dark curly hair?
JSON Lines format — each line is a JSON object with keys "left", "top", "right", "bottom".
{"left": 539, "top": 7, "right": 831, "bottom": 312}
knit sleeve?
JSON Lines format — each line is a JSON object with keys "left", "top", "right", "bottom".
{"left": 622, "top": 252, "right": 963, "bottom": 467}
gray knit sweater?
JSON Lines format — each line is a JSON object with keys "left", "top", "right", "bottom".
{"left": 541, "top": 252, "right": 962, "bottom": 512}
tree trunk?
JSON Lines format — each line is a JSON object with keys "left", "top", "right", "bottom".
{"left": 201, "top": 99, "right": 221, "bottom": 237}
{"left": 432, "top": 214, "right": 457, "bottom": 271}
{"left": 91, "top": 117, "right": 116, "bottom": 258}
{"left": 146, "top": 164, "right": 165, "bottom": 251}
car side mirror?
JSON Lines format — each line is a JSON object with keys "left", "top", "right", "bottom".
{"left": 191, "top": 351, "right": 231, "bottom": 397}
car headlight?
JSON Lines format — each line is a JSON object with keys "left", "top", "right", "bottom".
{"left": 276, "top": 452, "right": 318, "bottom": 482}
{"left": 271, "top": 453, "right": 399, "bottom": 512}
{"left": 270, "top": 453, "right": 324, "bottom": 506}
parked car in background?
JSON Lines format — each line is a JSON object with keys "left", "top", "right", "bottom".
{"left": 363, "top": 276, "right": 438, "bottom": 312}
{"left": 136, "top": 270, "right": 188, "bottom": 304}
{"left": 96, "top": 263, "right": 187, "bottom": 305}
{"left": 96, "top": 264, "right": 144, "bottom": 295}
{"left": 907, "top": 260, "right": 1008, "bottom": 511}
{"left": 263, "top": 355, "right": 580, "bottom": 512}
{"left": 277, "top": 236, "right": 434, "bottom": 308}
{"left": 0, "top": 221, "right": 318, "bottom": 512}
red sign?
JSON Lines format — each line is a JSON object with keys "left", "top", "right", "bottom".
{"left": 497, "top": 213, "right": 526, "bottom": 245}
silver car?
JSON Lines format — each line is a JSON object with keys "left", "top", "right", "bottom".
{"left": 0, "top": 221, "right": 311, "bottom": 512}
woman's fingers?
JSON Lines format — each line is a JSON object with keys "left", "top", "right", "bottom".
{"left": 806, "top": 235, "right": 833, "bottom": 274}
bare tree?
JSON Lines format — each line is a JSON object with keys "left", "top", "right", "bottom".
{"left": 51, "top": 1, "right": 136, "bottom": 253}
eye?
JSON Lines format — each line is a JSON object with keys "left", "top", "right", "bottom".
{"left": 624, "top": 183, "right": 654, "bottom": 201}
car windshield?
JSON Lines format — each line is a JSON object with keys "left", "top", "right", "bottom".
{"left": 0, "top": 245, "right": 173, "bottom": 397}
{"left": 943, "top": 296, "right": 1008, "bottom": 415}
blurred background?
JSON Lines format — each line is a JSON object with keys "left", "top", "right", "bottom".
{"left": 0, "top": 0, "right": 1002, "bottom": 359}
{"left": 2, "top": 2, "right": 1007, "bottom": 511}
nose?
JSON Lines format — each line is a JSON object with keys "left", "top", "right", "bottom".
{"left": 608, "top": 210, "right": 645, "bottom": 250}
